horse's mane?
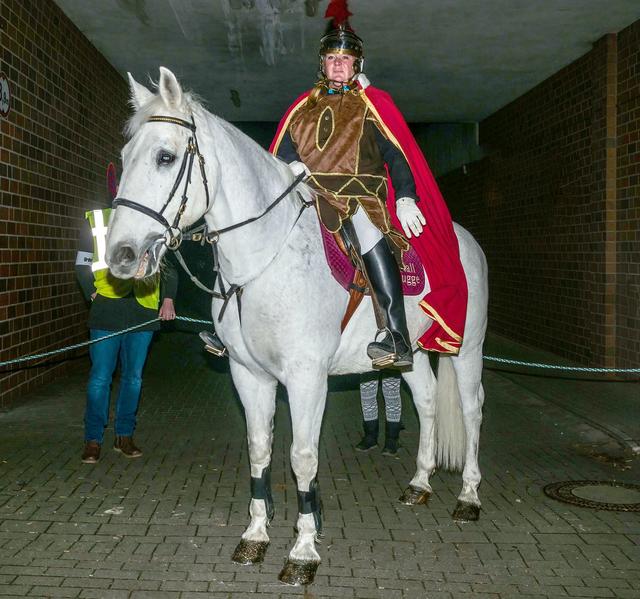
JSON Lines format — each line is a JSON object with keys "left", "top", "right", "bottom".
{"left": 124, "top": 87, "right": 204, "bottom": 139}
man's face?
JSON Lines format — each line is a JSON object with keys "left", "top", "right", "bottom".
{"left": 323, "top": 53, "right": 356, "bottom": 87}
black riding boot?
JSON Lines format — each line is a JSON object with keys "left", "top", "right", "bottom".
{"left": 199, "top": 331, "right": 227, "bottom": 357}
{"left": 362, "top": 238, "right": 413, "bottom": 369}
{"left": 382, "top": 421, "right": 402, "bottom": 456}
{"left": 355, "top": 419, "right": 379, "bottom": 452}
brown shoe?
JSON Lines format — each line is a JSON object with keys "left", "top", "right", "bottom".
{"left": 82, "top": 441, "right": 101, "bottom": 464}
{"left": 113, "top": 436, "right": 143, "bottom": 458}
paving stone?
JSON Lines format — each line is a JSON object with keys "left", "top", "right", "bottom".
{"left": 438, "top": 530, "right": 490, "bottom": 544}
{"left": 288, "top": 584, "right": 354, "bottom": 597}
{"left": 613, "top": 591, "right": 640, "bottom": 599}
{"left": 110, "top": 580, "right": 161, "bottom": 591}
{"left": 129, "top": 592, "right": 181, "bottom": 599}
{"left": 535, "top": 575, "right": 583, "bottom": 586}
{"left": 160, "top": 580, "right": 209, "bottom": 592}
{"left": 564, "top": 587, "right": 615, "bottom": 597}
{"left": 47, "top": 522, "right": 100, "bottom": 535}
{"left": 62, "top": 577, "right": 111, "bottom": 589}
{"left": 580, "top": 534, "right": 635, "bottom": 546}
{"left": 585, "top": 577, "right": 632, "bottom": 589}
{"left": 79, "top": 591, "right": 130, "bottom": 599}
{"left": 0, "top": 586, "right": 33, "bottom": 596}
{"left": 343, "top": 589, "right": 405, "bottom": 599}
{"left": 96, "top": 523, "right": 149, "bottom": 536}
{"left": 208, "top": 580, "right": 258, "bottom": 593}
{"left": 14, "top": 574, "right": 65, "bottom": 586}
{"left": 517, "top": 585, "right": 570, "bottom": 596}
{"left": 180, "top": 594, "right": 239, "bottom": 599}
{"left": 27, "top": 586, "right": 82, "bottom": 597}
{"left": 0, "top": 566, "right": 46, "bottom": 577}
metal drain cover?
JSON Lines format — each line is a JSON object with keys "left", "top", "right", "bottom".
{"left": 544, "top": 480, "right": 640, "bottom": 511}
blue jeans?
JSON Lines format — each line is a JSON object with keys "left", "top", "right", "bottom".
{"left": 85, "top": 329, "right": 154, "bottom": 443}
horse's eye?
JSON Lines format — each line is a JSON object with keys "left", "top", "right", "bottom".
{"left": 157, "top": 150, "right": 176, "bottom": 166}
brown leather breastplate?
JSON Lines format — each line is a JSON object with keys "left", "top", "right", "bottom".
{"left": 289, "top": 91, "right": 387, "bottom": 198}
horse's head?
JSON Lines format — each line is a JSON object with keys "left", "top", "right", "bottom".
{"left": 106, "top": 67, "right": 214, "bottom": 279}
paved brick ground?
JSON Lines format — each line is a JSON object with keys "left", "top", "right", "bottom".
{"left": 1, "top": 328, "right": 638, "bottom": 599}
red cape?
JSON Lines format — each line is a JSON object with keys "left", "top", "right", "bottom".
{"left": 270, "top": 85, "right": 467, "bottom": 353}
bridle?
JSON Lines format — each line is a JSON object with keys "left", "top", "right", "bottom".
{"left": 113, "top": 115, "right": 209, "bottom": 250}
{"left": 112, "top": 112, "right": 310, "bottom": 319}
{"left": 112, "top": 113, "right": 307, "bottom": 249}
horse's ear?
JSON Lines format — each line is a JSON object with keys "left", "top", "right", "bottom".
{"left": 158, "top": 67, "right": 183, "bottom": 110}
{"left": 128, "top": 73, "right": 154, "bottom": 110}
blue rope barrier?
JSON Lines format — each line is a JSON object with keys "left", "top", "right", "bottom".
{"left": 1, "top": 316, "right": 638, "bottom": 374}
{"left": 483, "top": 356, "right": 639, "bottom": 374}
{"left": 0, "top": 316, "right": 213, "bottom": 368}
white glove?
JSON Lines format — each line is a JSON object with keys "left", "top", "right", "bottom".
{"left": 289, "top": 160, "right": 310, "bottom": 179}
{"left": 355, "top": 72, "right": 370, "bottom": 90}
{"left": 396, "top": 197, "right": 426, "bottom": 238}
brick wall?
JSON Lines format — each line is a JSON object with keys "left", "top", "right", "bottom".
{"left": 616, "top": 21, "right": 640, "bottom": 368}
{"left": 0, "top": 0, "right": 129, "bottom": 407}
{"left": 442, "top": 24, "right": 640, "bottom": 369}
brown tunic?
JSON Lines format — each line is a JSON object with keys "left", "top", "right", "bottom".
{"left": 288, "top": 88, "right": 399, "bottom": 243}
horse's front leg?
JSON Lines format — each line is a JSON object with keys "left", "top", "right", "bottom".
{"left": 278, "top": 370, "right": 328, "bottom": 586}
{"left": 228, "top": 359, "right": 278, "bottom": 565}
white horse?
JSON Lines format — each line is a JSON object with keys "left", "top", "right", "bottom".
{"left": 106, "top": 67, "right": 488, "bottom": 585}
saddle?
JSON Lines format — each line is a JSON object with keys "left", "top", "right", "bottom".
{"left": 318, "top": 220, "right": 427, "bottom": 331}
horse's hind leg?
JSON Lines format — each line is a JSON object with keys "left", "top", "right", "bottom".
{"left": 451, "top": 345, "right": 485, "bottom": 521}
{"left": 278, "top": 370, "right": 327, "bottom": 586}
{"left": 229, "top": 359, "right": 278, "bottom": 565}
{"left": 398, "top": 350, "right": 439, "bottom": 505}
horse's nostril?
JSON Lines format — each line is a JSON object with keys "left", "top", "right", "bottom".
{"left": 115, "top": 245, "right": 136, "bottom": 265}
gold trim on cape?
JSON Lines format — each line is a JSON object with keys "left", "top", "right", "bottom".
{"left": 360, "top": 92, "right": 410, "bottom": 163}
{"left": 271, "top": 96, "right": 308, "bottom": 155}
{"left": 418, "top": 299, "right": 462, "bottom": 354}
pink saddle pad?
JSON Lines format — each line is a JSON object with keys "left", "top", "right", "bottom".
{"left": 319, "top": 223, "right": 426, "bottom": 296}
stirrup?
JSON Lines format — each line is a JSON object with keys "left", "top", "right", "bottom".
{"left": 367, "top": 329, "right": 413, "bottom": 369}
{"left": 204, "top": 344, "right": 227, "bottom": 357}
{"left": 199, "top": 331, "right": 228, "bottom": 357}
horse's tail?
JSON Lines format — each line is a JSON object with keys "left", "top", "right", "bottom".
{"left": 435, "top": 356, "right": 466, "bottom": 472}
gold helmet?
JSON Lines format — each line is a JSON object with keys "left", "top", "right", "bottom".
{"left": 319, "top": 0, "right": 363, "bottom": 76}
{"left": 319, "top": 24, "right": 363, "bottom": 61}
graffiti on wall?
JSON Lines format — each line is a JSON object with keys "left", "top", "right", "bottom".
{"left": 220, "top": 0, "right": 320, "bottom": 66}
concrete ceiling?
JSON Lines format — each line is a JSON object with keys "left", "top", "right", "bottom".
{"left": 53, "top": 0, "right": 639, "bottom": 122}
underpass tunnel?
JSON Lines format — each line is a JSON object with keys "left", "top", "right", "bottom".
{"left": 0, "top": 2, "right": 639, "bottom": 597}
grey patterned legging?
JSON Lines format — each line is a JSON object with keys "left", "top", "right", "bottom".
{"left": 359, "top": 372, "right": 401, "bottom": 423}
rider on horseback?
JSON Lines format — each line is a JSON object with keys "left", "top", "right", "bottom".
{"left": 271, "top": 23, "right": 426, "bottom": 369}
{"left": 203, "top": 12, "right": 467, "bottom": 369}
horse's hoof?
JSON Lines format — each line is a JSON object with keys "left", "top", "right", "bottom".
{"left": 452, "top": 501, "right": 480, "bottom": 522}
{"left": 231, "top": 539, "right": 269, "bottom": 564}
{"left": 399, "top": 485, "right": 431, "bottom": 505}
{"left": 278, "top": 559, "right": 319, "bottom": 586}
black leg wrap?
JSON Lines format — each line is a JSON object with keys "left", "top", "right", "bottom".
{"left": 297, "top": 478, "right": 322, "bottom": 535}
{"left": 250, "top": 466, "right": 274, "bottom": 522}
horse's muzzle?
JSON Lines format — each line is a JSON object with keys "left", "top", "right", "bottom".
{"left": 107, "top": 236, "right": 165, "bottom": 279}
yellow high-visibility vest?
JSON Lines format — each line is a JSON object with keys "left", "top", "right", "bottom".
{"left": 85, "top": 209, "right": 160, "bottom": 310}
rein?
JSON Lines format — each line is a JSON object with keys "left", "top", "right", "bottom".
{"left": 112, "top": 112, "right": 310, "bottom": 320}
{"left": 113, "top": 115, "right": 210, "bottom": 249}
{"left": 175, "top": 188, "right": 312, "bottom": 321}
